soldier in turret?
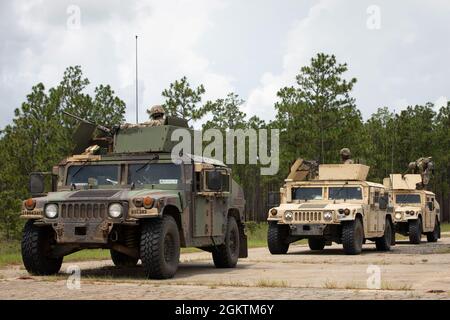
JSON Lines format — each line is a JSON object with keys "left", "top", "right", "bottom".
{"left": 340, "top": 148, "right": 354, "bottom": 164}
{"left": 121, "top": 105, "right": 166, "bottom": 129}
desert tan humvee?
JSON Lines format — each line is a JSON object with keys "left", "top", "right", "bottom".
{"left": 384, "top": 174, "right": 441, "bottom": 244}
{"left": 267, "top": 159, "right": 395, "bottom": 255}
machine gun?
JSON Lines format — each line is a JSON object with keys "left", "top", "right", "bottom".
{"left": 63, "top": 111, "right": 112, "bottom": 134}
{"left": 63, "top": 111, "right": 115, "bottom": 154}
{"left": 407, "top": 157, "right": 434, "bottom": 190}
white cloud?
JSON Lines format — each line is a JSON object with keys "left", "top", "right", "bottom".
{"left": 243, "top": 0, "right": 450, "bottom": 122}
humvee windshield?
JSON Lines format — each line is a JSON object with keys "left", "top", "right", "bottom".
{"left": 395, "top": 194, "right": 421, "bottom": 204}
{"left": 292, "top": 187, "right": 323, "bottom": 200}
{"left": 328, "top": 186, "right": 363, "bottom": 200}
{"left": 67, "top": 164, "right": 119, "bottom": 186}
{"left": 128, "top": 163, "right": 181, "bottom": 186}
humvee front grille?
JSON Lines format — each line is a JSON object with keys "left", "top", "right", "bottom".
{"left": 294, "top": 211, "right": 323, "bottom": 222}
{"left": 60, "top": 203, "right": 108, "bottom": 220}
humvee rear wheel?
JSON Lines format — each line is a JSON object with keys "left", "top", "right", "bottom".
{"left": 21, "top": 220, "right": 63, "bottom": 275}
{"left": 267, "top": 222, "right": 289, "bottom": 254}
{"left": 375, "top": 218, "right": 392, "bottom": 251}
{"left": 212, "top": 216, "right": 240, "bottom": 268}
{"left": 308, "top": 238, "right": 326, "bottom": 251}
{"left": 110, "top": 250, "right": 139, "bottom": 267}
{"left": 426, "top": 220, "right": 440, "bottom": 243}
{"left": 408, "top": 218, "right": 422, "bottom": 244}
{"left": 140, "top": 215, "right": 180, "bottom": 279}
{"left": 342, "top": 218, "right": 364, "bottom": 255}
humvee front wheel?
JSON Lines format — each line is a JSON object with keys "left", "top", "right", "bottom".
{"left": 267, "top": 222, "right": 289, "bottom": 254}
{"left": 110, "top": 249, "right": 139, "bottom": 267}
{"left": 375, "top": 218, "right": 392, "bottom": 251}
{"left": 342, "top": 218, "right": 364, "bottom": 255}
{"left": 212, "top": 216, "right": 240, "bottom": 268}
{"left": 140, "top": 215, "right": 180, "bottom": 279}
{"left": 308, "top": 238, "right": 326, "bottom": 251}
{"left": 408, "top": 218, "right": 422, "bottom": 244}
{"left": 21, "top": 220, "right": 63, "bottom": 275}
{"left": 426, "top": 220, "right": 440, "bottom": 243}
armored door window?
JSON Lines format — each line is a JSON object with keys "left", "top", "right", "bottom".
{"left": 427, "top": 201, "right": 434, "bottom": 211}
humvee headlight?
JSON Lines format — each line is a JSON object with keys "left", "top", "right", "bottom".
{"left": 284, "top": 211, "right": 293, "bottom": 221}
{"left": 108, "top": 203, "right": 123, "bottom": 218}
{"left": 270, "top": 208, "right": 278, "bottom": 216}
{"left": 395, "top": 212, "right": 402, "bottom": 220}
{"left": 343, "top": 208, "right": 350, "bottom": 215}
{"left": 25, "top": 198, "right": 36, "bottom": 211}
{"left": 45, "top": 204, "right": 58, "bottom": 219}
{"left": 133, "top": 198, "right": 144, "bottom": 207}
{"left": 143, "top": 196, "right": 154, "bottom": 209}
{"left": 323, "top": 211, "right": 333, "bottom": 221}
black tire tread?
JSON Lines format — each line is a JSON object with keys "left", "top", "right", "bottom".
{"left": 409, "top": 218, "right": 422, "bottom": 244}
{"left": 342, "top": 219, "right": 363, "bottom": 255}
{"left": 267, "top": 222, "right": 289, "bottom": 254}
{"left": 140, "top": 215, "right": 180, "bottom": 279}
{"left": 375, "top": 219, "right": 392, "bottom": 251}
{"left": 21, "top": 220, "right": 62, "bottom": 275}
{"left": 212, "top": 216, "right": 239, "bottom": 268}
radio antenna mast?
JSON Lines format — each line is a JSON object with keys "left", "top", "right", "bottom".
{"left": 135, "top": 35, "right": 139, "bottom": 124}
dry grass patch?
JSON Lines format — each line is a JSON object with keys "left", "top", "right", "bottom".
{"left": 256, "top": 279, "right": 289, "bottom": 288}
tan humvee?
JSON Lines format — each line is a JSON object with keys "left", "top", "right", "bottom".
{"left": 384, "top": 174, "right": 441, "bottom": 244}
{"left": 267, "top": 159, "right": 395, "bottom": 255}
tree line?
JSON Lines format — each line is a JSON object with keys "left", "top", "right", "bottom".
{"left": 1, "top": 53, "right": 449, "bottom": 239}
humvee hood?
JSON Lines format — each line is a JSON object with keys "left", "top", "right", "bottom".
{"left": 42, "top": 189, "right": 179, "bottom": 202}
{"left": 277, "top": 202, "right": 362, "bottom": 211}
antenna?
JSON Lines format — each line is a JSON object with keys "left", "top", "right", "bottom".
{"left": 391, "top": 108, "right": 396, "bottom": 174}
{"left": 135, "top": 35, "right": 139, "bottom": 124}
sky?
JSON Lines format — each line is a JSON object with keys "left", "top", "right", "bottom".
{"left": 1, "top": 0, "right": 450, "bottom": 129}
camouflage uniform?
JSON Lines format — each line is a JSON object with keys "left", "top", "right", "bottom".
{"left": 121, "top": 105, "right": 166, "bottom": 129}
{"left": 408, "top": 157, "right": 434, "bottom": 187}
{"left": 340, "top": 148, "right": 354, "bottom": 164}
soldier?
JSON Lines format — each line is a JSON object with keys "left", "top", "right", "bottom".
{"left": 145, "top": 105, "right": 166, "bottom": 126}
{"left": 121, "top": 105, "right": 166, "bottom": 129}
{"left": 408, "top": 157, "right": 434, "bottom": 188}
{"left": 340, "top": 148, "right": 354, "bottom": 164}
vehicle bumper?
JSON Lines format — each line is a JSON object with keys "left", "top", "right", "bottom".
{"left": 289, "top": 224, "right": 328, "bottom": 236}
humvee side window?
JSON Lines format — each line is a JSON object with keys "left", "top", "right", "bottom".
{"left": 67, "top": 165, "right": 119, "bottom": 186}
{"left": 427, "top": 201, "right": 434, "bottom": 211}
{"left": 328, "top": 187, "right": 362, "bottom": 200}
{"left": 395, "top": 194, "right": 421, "bottom": 204}
{"left": 292, "top": 187, "right": 323, "bottom": 200}
{"left": 128, "top": 163, "right": 181, "bottom": 186}
{"left": 221, "top": 172, "right": 230, "bottom": 192}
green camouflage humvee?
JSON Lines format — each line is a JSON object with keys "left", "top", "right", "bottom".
{"left": 20, "top": 117, "right": 247, "bottom": 279}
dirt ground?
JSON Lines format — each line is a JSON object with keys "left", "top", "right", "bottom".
{"left": 1, "top": 236, "right": 449, "bottom": 300}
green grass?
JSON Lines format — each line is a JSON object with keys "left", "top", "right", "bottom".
{"left": 441, "top": 223, "right": 450, "bottom": 233}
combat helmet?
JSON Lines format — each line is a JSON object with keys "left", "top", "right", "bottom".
{"left": 147, "top": 105, "right": 165, "bottom": 119}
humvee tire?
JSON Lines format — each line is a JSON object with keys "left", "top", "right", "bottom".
{"left": 409, "top": 218, "right": 422, "bottom": 244}
{"left": 21, "top": 220, "right": 62, "bottom": 275}
{"left": 375, "top": 218, "right": 392, "bottom": 251}
{"left": 342, "top": 218, "right": 363, "bottom": 255}
{"left": 212, "top": 216, "right": 239, "bottom": 268}
{"left": 308, "top": 238, "right": 326, "bottom": 251}
{"left": 267, "top": 222, "right": 289, "bottom": 254}
{"left": 110, "top": 249, "right": 139, "bottom": 267}
{"left": 140, "top": 215, "right": 180, "bottom": 279}
{"left": 426, "top": 220, "right": 440, "bottom": 243}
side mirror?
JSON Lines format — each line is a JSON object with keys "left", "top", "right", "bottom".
{"left": 29, "top": 173, "right": 45, "bottom": 196}
{"left": 29, "top": 172, "right": 58, "bottom": 197}
{"left": 379, "top": 195, "right": 388, "bottom": 210}
{"left": 206, "top": 171, "right": 222, "bottom": 191}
